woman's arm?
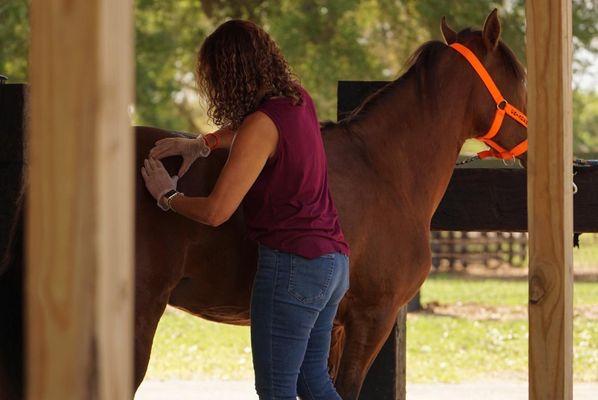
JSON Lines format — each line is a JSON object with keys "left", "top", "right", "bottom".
{"left": 167, "top": 111, "right": 278, "bottom": 226}
{"left": 204, "top": 125, "right": 235, "bottom": 150}
{"left": 148, "top": 125, "right": 236, "bottom": 177}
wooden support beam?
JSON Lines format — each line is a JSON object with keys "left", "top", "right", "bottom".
{"left": 27, "top": 1, "right": 134, "bottom": 399}
{"left": 526, "top": 1, "right": 573, "bottom": 399}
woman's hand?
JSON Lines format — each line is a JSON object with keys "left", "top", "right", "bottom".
{"left": 149, "top": 136, "right": 210, "bottom": 177}
{"left": 141, "top": 158, "right": 179, "bottom": 207}
{"left": 159, "top": 111, "right": 277, "bottom": 226}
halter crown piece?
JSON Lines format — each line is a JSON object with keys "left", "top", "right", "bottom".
{"left": 450, "top": 43, "right": 528, "bottom": 160}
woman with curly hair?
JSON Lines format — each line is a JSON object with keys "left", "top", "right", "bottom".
{"left": 141, "top": 19, "right": 350, "bottom": 400}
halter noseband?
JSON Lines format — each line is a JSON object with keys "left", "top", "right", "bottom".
{"left": 450, "top": 43, "right": 528, "bottom": 160}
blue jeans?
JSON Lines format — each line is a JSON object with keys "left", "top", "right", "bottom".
{"left": 251, "top": 244, "right": 350, "bottom": 400}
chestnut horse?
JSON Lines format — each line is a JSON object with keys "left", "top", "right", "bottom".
{"left": 0, "top": 10, "right": 526, "bottom": 400}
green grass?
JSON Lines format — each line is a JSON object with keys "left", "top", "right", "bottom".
{"left": 414, "top": 268, "right": 598, "bottom": 382}
{"left": 146, "top": 258, "right": 598, "bottom": 383}
{"left": 146, "top": 277, "right": 598, "bottom": 383}
{"left": 410, "top": 271, "right": 598, "bottom": 382}
{"left": 145, "top": 309, "right": 252, "bottom": 380}
{"left": 573, "top": 234, "right": 598, "bottom": 269}
{"left": 406, "top": 315, "right": 598, "bottom": 382}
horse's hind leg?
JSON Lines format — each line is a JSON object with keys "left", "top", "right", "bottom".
{"left": 333, "top": 302, "right": 401, "bottom": 400}
{"left": 327, "top": 321, "right": 346, "bottom": 381}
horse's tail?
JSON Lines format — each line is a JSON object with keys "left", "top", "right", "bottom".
{"left": 1, "top": 183, "right": 25, "bottom": 277}
{"left": 0, "top": 179, "right": 25, "bottom": 399}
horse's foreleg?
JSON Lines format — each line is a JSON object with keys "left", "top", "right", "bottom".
{"left": 334, "top": 303, "right": 400, "bottom": 400}
{"left": 133, "top": 288, "right": 172, "bottom": 389}
{"left": 132, "top": 215, "right": 190, "bottom": 392}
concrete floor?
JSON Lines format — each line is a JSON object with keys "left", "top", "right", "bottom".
{"left": 135, "top": 379, "right": 598, "bottom": 400}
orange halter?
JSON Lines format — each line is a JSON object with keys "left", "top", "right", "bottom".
{"left": 450, "top": 43, "right": 528, "bottom": 160}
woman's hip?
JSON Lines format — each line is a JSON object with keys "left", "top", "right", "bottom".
{"left": 254, "top": 244, "right": 349, "bottom": 310}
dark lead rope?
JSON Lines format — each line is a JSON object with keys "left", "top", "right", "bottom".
{"left": 456, "top": 156, "right": 598, "bottom": 168}
{"left": 573, "top": 158, "right": 598, "bottom": 168}
{"left": 455, "top": 155, "right": 481, "bottom": 166}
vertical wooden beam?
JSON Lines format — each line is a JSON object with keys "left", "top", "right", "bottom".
{"left": 27, "top": 1, "right": 134, "bottom": 399}
{"left": 525, "top": 1, "right": 573, "bottom": 399}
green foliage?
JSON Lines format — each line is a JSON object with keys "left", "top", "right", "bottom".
{"left": 0, "top": 0, "right": 596, "bottom": 150}
{"left": 574, "top": 90, "right": 598, "bottom": 154}
{"left": 0, "top": 0, "right": 28, "bottom": 82}
{"left": 134, "top": 1, "right": 209, "bottom": 130}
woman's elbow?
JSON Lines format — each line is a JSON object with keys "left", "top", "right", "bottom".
{"left": 191, "top": 197, "right": 234, "bottom": 227}
{"left": 203, "top": 209, "right": 231, "bottom": 227}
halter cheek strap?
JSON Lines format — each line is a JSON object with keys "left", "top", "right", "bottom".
{"left": 450, "top": 43, "right": 528, "bottom": 160}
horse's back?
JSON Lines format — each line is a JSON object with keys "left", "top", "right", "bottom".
{"left": 136, "top": 126, "right": 230, "bottom": 198}
{"left": 135, "top": 126, "right": 257, "bottom": 324}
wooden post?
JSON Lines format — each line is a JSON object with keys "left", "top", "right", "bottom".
{"left": 526, "top": 1, "right": 573, "bottom": 399}
{"left": 27, "top": 1, "right": 134, "bottom": 399}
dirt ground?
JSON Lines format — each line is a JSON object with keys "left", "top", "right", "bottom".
{"left": 420, "top": 302, "right": 598, "bottom": 320}
{"left": 421, "top": 263, "right": 598, "bottom": 319}
{"left": 435, "top": 262, "right": 598, "bottom": 281}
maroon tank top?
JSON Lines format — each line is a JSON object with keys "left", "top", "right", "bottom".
{"left": 241, "top": 86, "right": 350, "bottom": 259}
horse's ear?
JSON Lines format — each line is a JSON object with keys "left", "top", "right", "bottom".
{"left": 441, "top": 16, "right": 457, "bottom": 45}
{"left": 482, "top": 8, "right": 501, "bottom": 51}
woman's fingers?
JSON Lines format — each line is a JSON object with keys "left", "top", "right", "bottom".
{"left": 144, "top": 158, "right": 152, "bottom": 172}
{"left": 150, "top": 158, "right": 170, "bottom": 176}
{"left": 144, "top": 157, "right": 172, "bottom": 177}
{"left": 148, "top": 158, "right": 159, "bottom": 170}
{"left": 178, "top": 157, "right": 193, "bottom": 177}
{"left": 149, "top": 143, "right": 173, "bottom": 159}
{"left": 141, "top": 166, "right": 149, "bottom": 179}
{"left": 153, "top": 158, "right": 165, "bottom": 171}
{"left": 150, "top": 140, "right": 185, "bottom": 160}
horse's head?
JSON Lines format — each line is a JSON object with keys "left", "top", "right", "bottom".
{"left": 441, "top": 9, "right": 527, "bottom": 165}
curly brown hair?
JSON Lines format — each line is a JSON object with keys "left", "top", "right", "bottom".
{"left": 196, "top": 19, "right": 302, "bottom": 130}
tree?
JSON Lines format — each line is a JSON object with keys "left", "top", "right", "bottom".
{"left": 1, "top": 0, "right": 596, "bottom": 152}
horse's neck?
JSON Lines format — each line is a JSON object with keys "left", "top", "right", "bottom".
{"left": 343, "top": 74, "right": 473, "bottom": 220}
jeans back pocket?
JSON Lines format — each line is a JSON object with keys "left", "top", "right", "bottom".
{"left": 288, "top": 253, "right": 335, "bottom": 305}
